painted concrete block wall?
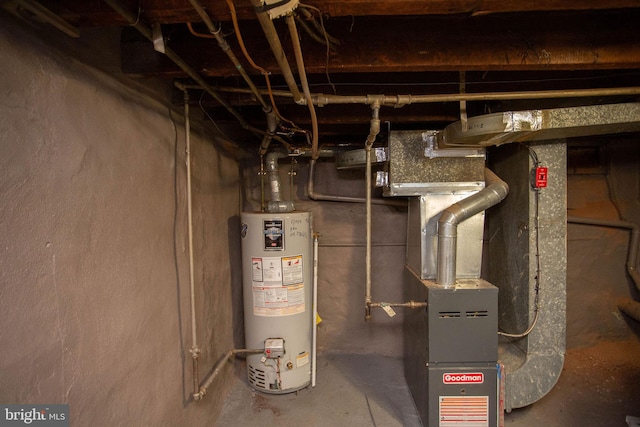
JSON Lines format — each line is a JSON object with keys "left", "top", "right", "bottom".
{"left": 0, "top": 17, "right": 240, "bottom": 426}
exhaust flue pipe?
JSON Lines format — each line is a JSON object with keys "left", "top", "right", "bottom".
{"left": 437, "top": 169, "right": 509, "bottom": 287}
{"left": 266, "top": 152, "right": 295, "bottom": 213}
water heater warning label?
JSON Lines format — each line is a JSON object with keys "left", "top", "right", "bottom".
{"left": 251, "top": 255, "right": 305, "bottom": 317}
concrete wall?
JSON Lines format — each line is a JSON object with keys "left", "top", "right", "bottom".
{"left": 567, "top": 137, "right": 640, "bottom": 347}
{"left": 0, "top": 15, "right": 241, "bottom": 426}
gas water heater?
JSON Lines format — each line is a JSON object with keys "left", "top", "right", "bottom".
{"left": 240, "top": 211, "right": 314, "bottom": 393}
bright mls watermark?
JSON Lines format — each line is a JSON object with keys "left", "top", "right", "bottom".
{"left": 0, "top": 405, "right": 68, "bottom": 426}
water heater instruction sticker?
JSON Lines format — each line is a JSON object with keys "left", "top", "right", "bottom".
{"left": 251, "top": 255, "right": 305, "bottom": 317}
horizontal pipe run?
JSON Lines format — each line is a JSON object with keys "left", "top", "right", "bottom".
{"left": 567, "top": 216, "right": 640, "bottom": 293}
{"left": 307, "top": 159, "right": 408, "bottom": 206}
{"left": 318, "top": 242, "right": 406, "bottom": 247}
{"left": 194, "top": 348, "right": 263, "bottom": 401}
{"left": 206, "top": 85, "right": 640, "bottom": 107}
{"left": 369, "top": 301, "right": 428, "bottom": 309}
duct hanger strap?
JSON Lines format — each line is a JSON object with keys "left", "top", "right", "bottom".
{"left": 256, "top": 0, "right": 300, "bottom": 19}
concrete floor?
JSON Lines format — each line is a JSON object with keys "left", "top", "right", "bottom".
{"left": 217, "top": 334, "right": 640, "bottom": 426}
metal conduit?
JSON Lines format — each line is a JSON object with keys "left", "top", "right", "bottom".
{"left": 103, "top": 0, "right": 259, "bottom": 135}
{"left": 187, "top": 0, "right": 270, "bottom": 112}
{"left": 437, "top": 168, "right": 509, "bottom": 287}
{"left": 249, "top": 0, "right": 304, "bottom": 104}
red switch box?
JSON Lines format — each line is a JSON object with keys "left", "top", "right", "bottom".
{"left": 534, "top": 167, "right": 548, "bottom": 188}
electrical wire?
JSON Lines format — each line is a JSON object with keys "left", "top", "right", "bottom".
{"left": 498, "top": 145, "right": 542, "bottom": 338}
{"left": 299, "top": 3, "right": 337, "bottom": 94}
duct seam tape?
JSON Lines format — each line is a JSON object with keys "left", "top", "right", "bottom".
{"left": 504, "top": 110, "right": 542, "bottom": 132}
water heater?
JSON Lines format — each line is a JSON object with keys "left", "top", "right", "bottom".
{"left": 240, "top": 211, "right": 313, "bottom": 393}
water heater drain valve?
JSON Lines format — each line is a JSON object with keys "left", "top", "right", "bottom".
{"left": 264, "top": 338, "right": 285, "bottom": 359}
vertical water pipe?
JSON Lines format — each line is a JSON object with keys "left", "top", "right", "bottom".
{"left": 312, "top": 232, "right": 319, "bottom": 387}
{"left": 364, "top": 103, "right": 381, "bottom": 320}
{"left": 181, "top": 89, "right": 201, "bottom": 397}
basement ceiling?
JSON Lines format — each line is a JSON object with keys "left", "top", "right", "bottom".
{"left": 10, "top": 0, "right": 640, "bottom": 151}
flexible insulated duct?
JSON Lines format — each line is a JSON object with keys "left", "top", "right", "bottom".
{"left": 437, "top": 169, "right": 509, "bottom": 287}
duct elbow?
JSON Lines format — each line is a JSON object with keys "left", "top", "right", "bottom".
{"left": 484, "top": 168, "right": 509, "bottom": 201}
{"left": 438, "top": 208, "right": 460, "bottom": 228}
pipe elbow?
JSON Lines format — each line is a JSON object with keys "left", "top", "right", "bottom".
{"left": 484, "top": 169, "right": 509, "bottom": 200}
{"left": 438, "top": 209, "right": 459, "bottom": 227}
{"left": 193, "top": 389, "right": 205, "bottom": 401}
{"left": 265, "top": 151, "right": 284, "bottom": 173}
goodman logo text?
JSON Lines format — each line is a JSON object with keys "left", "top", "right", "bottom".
{"left": 443, "top": 372, "right": 484, "bottom": 384}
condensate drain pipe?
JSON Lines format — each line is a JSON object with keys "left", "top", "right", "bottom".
{"left": 437, "top": 168, "right": 509, "bottom": 287}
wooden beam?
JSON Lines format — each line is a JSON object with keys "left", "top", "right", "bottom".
{"left": 39, "top": 0, "right": 640, "bottom": 25}
{"left": 121, "top": 11, "right": 640, "bottom": 78}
